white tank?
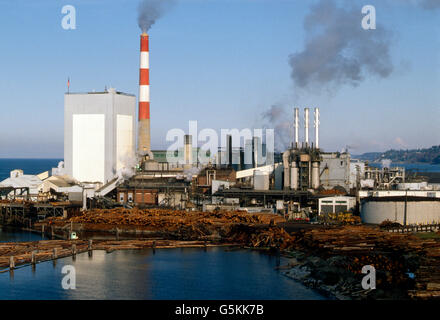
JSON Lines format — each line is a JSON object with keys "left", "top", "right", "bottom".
{"left": 254, "top": 170, "right": 270, "bottom": 190}
{"left": 361, "top": 199, "right": 440, "bottom": 225}
{"left": 312, "top": 162, "right": 320, "bottom": 189}
{"left": 290, "top": 163, "right": 299, "bottom": 190}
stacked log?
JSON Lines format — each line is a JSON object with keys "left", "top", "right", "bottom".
{"left": 295, "top": 225, "right": 440, "bottom": 298}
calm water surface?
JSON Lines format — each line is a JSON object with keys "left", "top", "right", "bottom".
{"left": 0, "top": 229, "right": 325, "bottom": 300}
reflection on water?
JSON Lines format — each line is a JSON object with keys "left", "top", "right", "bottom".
{"left": 0, "top": 227, "right": 46, "bottom": 243}
{"left": 0, "top": 248, "right": 325, "bottom": 300}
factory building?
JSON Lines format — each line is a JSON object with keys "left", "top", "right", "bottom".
{"left": 318, "top": 196, "right": 356, "bottom": 215}
{"left": 64, "top": 88, "right": 136, "bottom": 184}
{"left": 320, "top": 152, "right": 351, "bottom": 192}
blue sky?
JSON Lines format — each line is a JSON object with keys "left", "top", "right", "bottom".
{"left": 0, "top": 0, "right": 438, "bottom": 158}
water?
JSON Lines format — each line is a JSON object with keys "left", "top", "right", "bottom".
{"left": 0, "top": 227, "right": 46, "bottom": 243}
{"left": 0, "top": 159, "right": 62, "bottom": 181}
{"left": 0, "top": 247, "right": 324, "bottom": 300}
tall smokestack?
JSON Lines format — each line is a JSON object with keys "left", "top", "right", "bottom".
{"left": 314, "top": 107, "right": 320, "bottom": 149}
{"left": 304, "top": 108, "right": 309, "bottom": 147}
{"left": 138, "top": 33, "right": 151, "bottom": 156}
{"left": 226, "top": 134, "right": 232, "bottom": 167}
{"left": 294, "top": 107, "right": 299, "bottom": 148}
{"left": 184, "top": 135, "right": 192, "bottom": 165}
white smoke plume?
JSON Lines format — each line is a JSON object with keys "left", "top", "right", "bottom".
{"left": 184, "top": 166, "right": 201, "bottom": 182}
{"left": 116, "top": 154, "right": 138, "bottom": 183}
{"left": 262, "top": 104, "right": 292, "bottom": 152}
{"left": 289, "top": 0, "right": 394, "bottom": 92}
{"left": 381, "top": 158, "right": 392, "bottom": 169}
{"left": 138, "top": 0, "right": 176, "bottom": 33}
{"left": 417, "top": 0, "right": 440, "bottom": 10}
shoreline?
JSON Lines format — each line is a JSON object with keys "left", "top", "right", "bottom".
{"left": 2, "top": 209, "right": 440, "bottom": 300}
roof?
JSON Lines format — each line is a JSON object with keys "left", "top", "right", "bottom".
{"left": 66, "top": 88, "right": 135, "bottom": 97}
{"left": 0, "top": 175, "right": 42, "bottom": 189}
{"left": 361, "top": 196, "right": 440, "bottom": 203}
{"left": 44, "top": 175, "right": 79, "bottom": 188}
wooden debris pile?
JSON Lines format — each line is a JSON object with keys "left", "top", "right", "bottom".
{"left": 296, "top": 225, "right": 440, "bottom": 299}
{"left": 66, "top": 208, "right": 284, "bottom": 228}
{"left": 408, "top": 246, "right": 440, "bottom": 299}
{"left": 250, "top": 227, "right": 296, "bottom": 250}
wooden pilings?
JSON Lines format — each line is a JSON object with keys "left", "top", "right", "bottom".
{"left": 88, "top": 240, "right": 93, "bottom": 257}
{"left": 31, "top": 251, "right": 36, "bottom": 265}
{"left": 0, "top": 239, "right": 225, "bottom": 270}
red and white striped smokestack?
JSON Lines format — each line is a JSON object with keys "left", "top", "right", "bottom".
{"left": 138, "top": 32, "right": 151, "bottom": 156}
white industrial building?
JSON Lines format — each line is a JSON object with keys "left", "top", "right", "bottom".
{"left": 318, "top": 196, "right": 357, "bottom": 215}
{"left": 64, "top": 88, "right": 136, "bottom": 184}
{"left": 0, "top": 170, "right": 44, "bottom": 200}
{"left": 320, "top": 152, "right": 351, "bottom": 192}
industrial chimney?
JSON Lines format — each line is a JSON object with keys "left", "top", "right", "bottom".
{"left": 304, "top": 108, "right": 310, "bottom": 147}
{"left": 138, "top": 33, "right": 152, "bottom": 157}
{"left": 294, "top": 107, "right": 299, "bottom": 148}
{"left": 314, "top": 107, "right": 320, "bottom": 149}
{"left": 184, "top": 134, "right": 193, "bottom": 166}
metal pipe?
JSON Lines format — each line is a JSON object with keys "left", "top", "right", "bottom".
{"left": 184, "top": 135, "right": 192, "bottom": 165}
{"left": 304, "top": 108, "right": 309, "bottom": 147}
{"left": 294, "top": 107, "right": 299, "bottom": 148}
{"left": 314, "top": 107, "right": 320, "bottom": 149}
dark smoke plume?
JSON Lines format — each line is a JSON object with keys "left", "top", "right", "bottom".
{"left": 262, "top": 105, "right": 292, "bottom": 152}
{"left": 138, "top": 0, "right": 175, "bottom": 33}
{"left": 289, "top": 0, "right": 394, "bottom": 92}
{"left": 418, "top": 0, "right": 440, "bottom": 10}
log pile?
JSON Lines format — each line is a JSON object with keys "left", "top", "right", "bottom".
{"left": 65, "top": 208, "right": 285, "bottom": 228}
{"left": 295, "top": 225, "right": 440, "bottom": 299}
{"left": 408, "top": 246, "right": 440, "bottom": 299}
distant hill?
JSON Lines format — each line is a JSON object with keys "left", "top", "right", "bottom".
{"left": 353, "top": 146, "right": 440, "bottom": 164}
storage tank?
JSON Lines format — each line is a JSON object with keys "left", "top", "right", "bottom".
{"left": 290, "top": 162, "right": 299, "bottom": 190}
{"left": 312, "top": 161, "right": 320, "bottom": 189}
{"left": 254, "top": 170, "right": 270, "bottom": 190}
{"left": 361, "top": 197, "right": 440, "bottom": 225}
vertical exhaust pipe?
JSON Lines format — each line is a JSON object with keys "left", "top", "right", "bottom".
{"left": 226, "top": 134, "right": 232, "bottom": 167}
{"left": 138, "top": 33, "right": 151, "bottom": 157}
{"left": 294, "top": 107, "right": 299, "bottom": 148}
{"left": 304, "top": 108, "right": 309, "bottom": 147}
{"left": 314, "top": 107, "right": 320, "bottom": 149}
{"left": 184, "top": 135, "right": 192, "bottom": 165}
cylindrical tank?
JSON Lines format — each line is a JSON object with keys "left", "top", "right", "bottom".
{"left": 312, "top": 161, "right": 320, "bottom": 189}
{"left": 361, "top": 198, "right": 440, "bottom": 225}
{"left": 254, "top": 171, "right": 270, "bottom": 190}
{"left": 290, "top": 162, "right": 299, "bottom": 190}
{"left": 282, "top": 151, "right": 290, "bottom": 189}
